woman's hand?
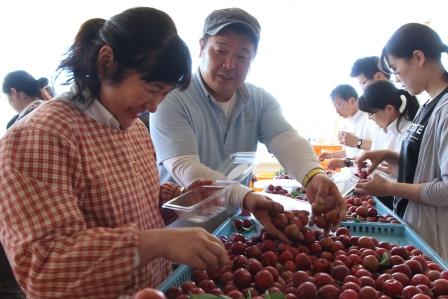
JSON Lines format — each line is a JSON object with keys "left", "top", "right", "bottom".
{"left": 355, "top": 150, "right": 397, "bottom": 175}
{"left": 242, "top": 192, "right": 289, "bottom": 243}
{"left": 138, "top": 228, "right": 228, "bottom": 270}
{"left": 356, "top": 174, "right": 393, "bottom": 197}
{"left": 182, "top": 179, "right": 214, "bottom": 193}
{"left": 376, "top": 162, "right": 397, "bottom": 176}
{"left": 306, "top": 173, "right": 346, "bottom": 231}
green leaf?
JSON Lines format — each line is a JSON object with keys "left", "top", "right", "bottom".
{"left": 275, "top": 168, "right": 286, "bottom": 176}
{"left": 290, "top": 191, "right": 299, "bottom": 198}
{"left": 263, "top": 290, "right": 285, "bottom": 299}
{"left": 379, "top": 252, "right": 391, "bottom": 267}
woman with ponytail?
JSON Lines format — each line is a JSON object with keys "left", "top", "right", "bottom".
{"left": 2, "top": 70, "right": 49, "bottom": 129}
{"left": 357, "top": 23, "right": 448, "bottom": 260}
{"left": 358, "top": 80, "right": 419, "bottom": 156}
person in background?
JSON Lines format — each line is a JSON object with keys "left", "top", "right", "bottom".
{"left": 42, "top": 84, "right": 55, "bottom": 100}
{"left": 350, "top": 56, "right": 390, "bottom": 90}
{"left": 353, "top": 80, "right": 420, "bottom": 209}
{"left": 319, "top": 84, "right": 377, "bottom": 168}
{"left": 356, "top": 23, "right": 448, "bottom": 260}
{"left": 0, "top": 7, "right": 297, "bottom": 298}
{"left": 329, "top": 81, "right": 420, "bottom": 174}
{"left": 2, "top": 70, "right": 49, "bottom": 129}
{"left": 150, "top": 7, "right": 346, "bottom": 231}
{"left": 358, "top": 80, "right": 419, "bottom": 174}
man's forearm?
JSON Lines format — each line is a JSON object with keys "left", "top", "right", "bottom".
{"left": 268, "top": 130, "right": 321, "bottom": 184}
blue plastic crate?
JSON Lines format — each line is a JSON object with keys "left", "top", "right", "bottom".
{"left": 341, "top": 222, "right": 448, "bottom": 270}
{"left": 343, "top": 195, "right": 406, "bottom": 225}
{"left": 158, "top": 265, "right": 192, "bottom": 293}
{"left": 158, "top": 214, "right": 258, "bottom": 292}
{"left": 158, "top": 214, "right": 448, "bottom": 292}
{"left": 371, "top": 197, "right": 407, "bottom": 225}
{"left": 368, "top": 196, "right": 405, "bottom": 224}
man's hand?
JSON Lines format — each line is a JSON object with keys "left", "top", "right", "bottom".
{"left": 242, "top": 192, "right": 289, "bottom": 243}
{"left": 305, "top": 173, "right": 346, "bottom": 231}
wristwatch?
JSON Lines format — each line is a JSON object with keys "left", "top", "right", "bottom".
{"left": 344, "top": 158, "right": 353, "bottom": 167}
{"left": 356, "top": 138, "right": 363, "bottom": 149}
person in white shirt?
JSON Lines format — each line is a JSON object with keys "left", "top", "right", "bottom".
{"left": 355, "top": 79, "right": 420, "bottom": 210}
{"left": 358, "top": 80, "right": 420, "bottom": 180}
{"left": 2, "top": 70, "right": 49, "bottom": 129}
{"left": 319, "top": 84, "right": 377, "bottom": 168}
{"left": 350, "top": 56, "right": 390, "bottom": 90}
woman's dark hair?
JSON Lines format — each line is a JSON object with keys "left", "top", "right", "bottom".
{"left": 380, "top": 23, "right": 448, "bottom": 76}
{"left": 2, "top": 70, "right": 48, "bottom": 100}
{"left": 57, "top": 7, "right": 192, "bottom": 107}
{"left": 330, "top": 84, "right": 358, "bottom": 101}
{"left": 358, "top": 80, "right": 420, "bottom": 131}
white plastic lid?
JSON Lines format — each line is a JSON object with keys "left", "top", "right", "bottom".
{"left": 328, "top": 172, "right": 358, "bottom": 197}
{"left": 216, "top": 152, "right": 257, "bottom": 183}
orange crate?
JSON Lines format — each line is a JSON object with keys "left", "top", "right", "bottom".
{"left": 312, "top": 144, "right": 342, "bottom": 156}
{"left": 312, "top": 145, "right": 343, "bottom": 170}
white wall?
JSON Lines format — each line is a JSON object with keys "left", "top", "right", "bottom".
{"left": 1, "top": 0, "right": 447, "bottom": 140}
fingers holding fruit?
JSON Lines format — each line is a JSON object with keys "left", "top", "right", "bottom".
{"left": 159, "top": 228, "right": 229, "bottom": 270}
{"left": 311, "top": 196, "right": 343, "bottom": 232}
{"left": 306, "top": 173, "right": 345, "bottom": 232}
{"left": 355, "top": 150, "right": 392, "bottom": 175}
{"left": 357, "top": 174, "right": 392, "bottom": 197}
{"left": 243, "top": 193, "right": 289, "bottom": 243}
{"left": 269, "top": 209, "right": 310, "bottom": 242}
{"left": 205, "top": 233, "right": 233, "bottom": 266}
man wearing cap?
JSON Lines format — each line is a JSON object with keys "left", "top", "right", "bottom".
{"left": 150, "top": 8, "right": 345, "bottom": 230}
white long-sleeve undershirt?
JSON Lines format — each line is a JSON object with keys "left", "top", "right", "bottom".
{"left": 267, "top": 130, "right": 321, "bottom": 185}
{"left": 163, "top": 130, "right": 321, "bottom": 208}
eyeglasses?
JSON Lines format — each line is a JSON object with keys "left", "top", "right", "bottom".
{"left": 333, "top": 102, "right": 346, "bottom": 109}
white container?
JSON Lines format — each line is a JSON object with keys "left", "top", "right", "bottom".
{"left": 162, "top": 181, "right": 237, "bottom": 223}
{"left": 217, "top": 152, "right": 257, "bottom": 184}
{"left": 329, "top": 172, "right": 358, "bottom": 197}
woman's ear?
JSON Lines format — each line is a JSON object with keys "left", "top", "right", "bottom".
{"left": 413, "top": 49, "right": 426, "bottom": 67}
{"left": 384, "top": 104, "right": 395, "bottom": 113}
{"left": 97, "top": 45, "right": 117, "bottom": 77}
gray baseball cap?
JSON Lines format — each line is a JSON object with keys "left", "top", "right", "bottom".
{"left": 202, "top": 8, "right": 261, "bottom": 43}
